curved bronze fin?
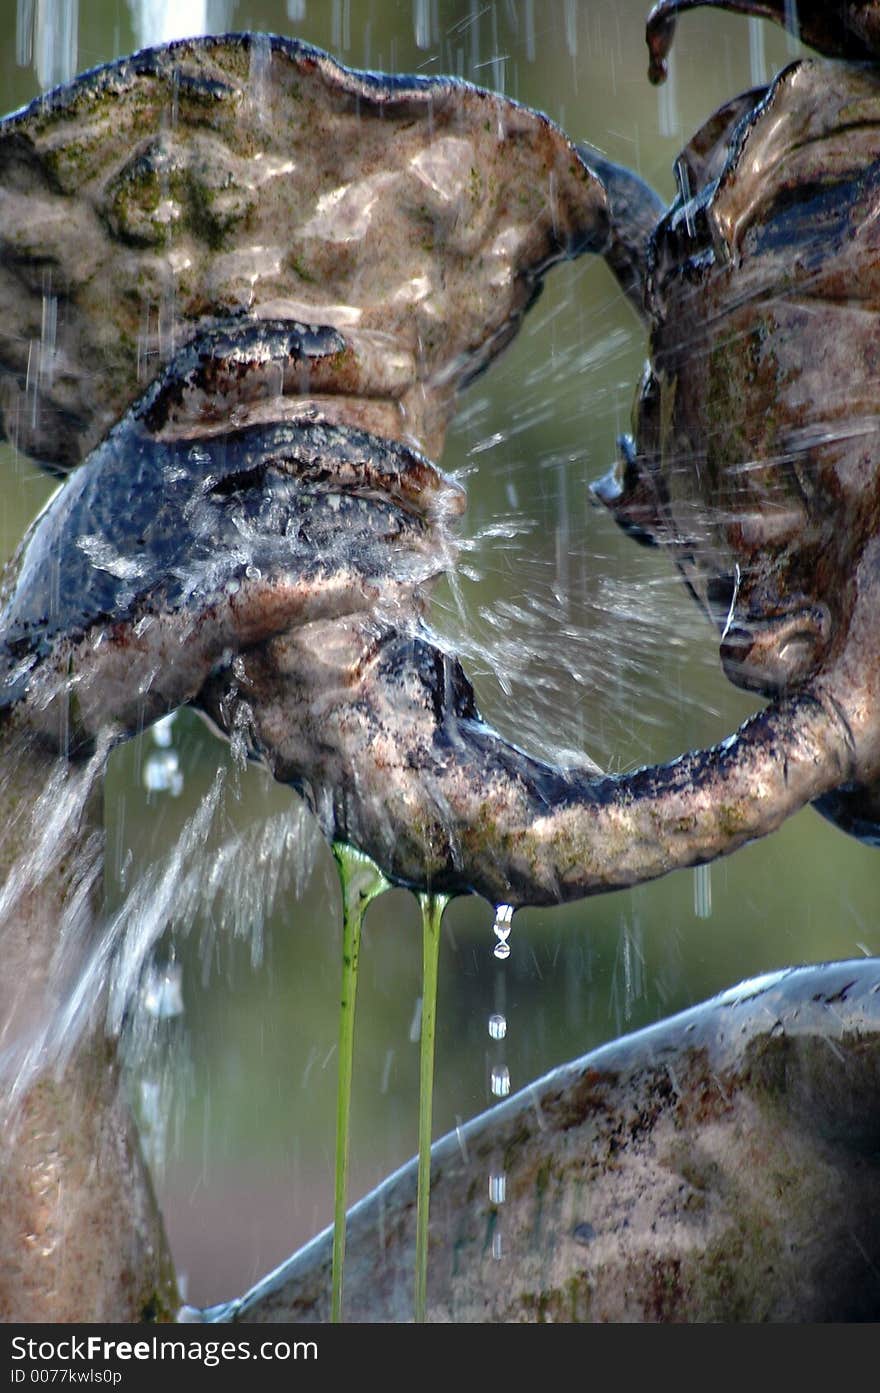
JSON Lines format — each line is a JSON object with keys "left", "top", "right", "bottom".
{"left": 646, "top": 0, "right": 880, "bottom": 83}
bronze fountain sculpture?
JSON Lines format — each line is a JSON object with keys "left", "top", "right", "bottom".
{"left": 0, "top": 0, "right": 878, "bottom": 1321}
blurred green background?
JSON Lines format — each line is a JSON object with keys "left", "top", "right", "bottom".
{"left": 1, "top": 0, "right": 877, "bottom": 1310}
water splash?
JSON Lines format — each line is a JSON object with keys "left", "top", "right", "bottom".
{"left": 127, "top": 951, "right": 190, "bottom": 1180}
{"left": 0, "top": 736, "right": 107, "bottom": 1100}
{"left": 329, "top": 842, "right": 389, "bottom": 1323}
{"left": 6, "top": 758, "right": 320, "bottom": 1115}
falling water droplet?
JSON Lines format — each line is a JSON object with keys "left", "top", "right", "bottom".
{"left": 30, "top": 0, "right": 79, "bottom": 91}
{"left": 784, "top": 0, "right": 800, "bottom": 53}
{"left": 151, "top": 712, "right": 177, "bottom": 749}
{"left": 143, "top": 749, "right": 183, "bottom": 797}
{"left": 413, "top": 0, "right": 430, "bottom": 49}
{"left": 490, "top": 1065, "right": 510, "bottom": 1098}
{"left": 488, "top": 1173, "right": 506, "bottom": 1204}
{"left": 249, "top": 31, "right": 272, "bottom": 125}
{"left": 694, "top": 863, "right": 712, "bottom": 919}
{"left": 492, "top": 1230, "right": 503, "bottom": 1260}
{"left": 488, "top": 1012, "right": 507, "bottom": 1040}
{"left": 564, "top": 0, "right": 578, "bottom": 58}
{"left": 524, "top": 0, "right": 535, "bottom": 62}
{"left": 39, "top": 272, "right": 57, "bottom": 393}
{"left": 657, "top": 44, "right": 680, "bottom": 140}
{"left": 748, "top": 15, "right": 767, "bottom": 85}
{"left": 408, "top": 996, "right": 423, "bottom": 1044}
{"left": 142, "top": 961, "right": 184, "bottom": 1020}
{"left": 492, "top": 903, "right": 513, "bottom": 960}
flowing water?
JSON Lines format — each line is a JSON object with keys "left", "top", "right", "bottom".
{"left": 1, "top": 0, "right": 879, "bottom": 1314}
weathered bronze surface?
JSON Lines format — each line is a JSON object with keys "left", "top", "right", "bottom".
{"left": 201, "top": 961, "right": 880, "bottom": 1323}
{"left": 2, "top": 4, "right": 880, "bottom": 1321}
{"left": 3, "top": 18, "right": 880, "bottom": 907}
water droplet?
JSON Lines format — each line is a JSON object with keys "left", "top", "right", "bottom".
{"left": 492, "top": 1230, "right": 503, "bottom": 1260}
{"left": 492, "top": 903, "right": 513, "bottom": 960}
{"left": 490, "top": 1065, "right": 510, "bottom": 1098}
{"left": 413, "top": 0, "right": 431, "bottom": 49}
{"left": 143, "top": 749, "right": 183, "bottom": 797}
{"left": 245, "top": 564, "right": 262, "bottom": 581}
{"left": 380, "top": 1048, "right": 394, "bottom": 1094}
{"left": 408, "top": 996, "right": 423, "bottom": 1044}
{"left": 151, "top": 711, "right": 177, "bottom": 749}
{"left": 488, "top": 1012, "right": 507, "bottom": 1040}
{"left": 657, "top": 44, "right": 680, "bottom": 140}
{"left": 142, "top": 962, "right": 184, "bottom": 1019}
{"left": 488, "top": 1173, "right": 506, "bottom": 1205}
{"left": 693, "top": 863, "right": 712, "bottom": 919}
{"left": 748, "top": 15, "right": 767, "bottom": 85}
